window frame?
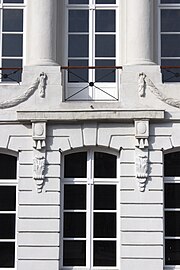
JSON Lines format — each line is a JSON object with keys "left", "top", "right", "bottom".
{"left": 0, "top": 0, "right": 26, "bottom": 84}
{"left": 64, "top": 0, "right": 120, "bottom": 101}
{"left": 60, "top": 148, "right": 120, "bottom": 270}
{"left": 0, "top": 151, "right": 18, "bottom": 270}
{"left": 164, "top": 149, "right": 180, "bottom": 268}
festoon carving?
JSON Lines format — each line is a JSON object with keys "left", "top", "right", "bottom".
{"left": 135, "top": 120, "right": 149, "bottom": 192}
{"left": 0, "top": 72, "right": 47, "bottom": 109}
{"left": 138, "top": 72, "right": 180, "bottom": 109}
{"left": 32, "top": 122, "right": 46, "bottom": 193}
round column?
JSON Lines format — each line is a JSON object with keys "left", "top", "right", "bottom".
{"left": 26, "top": 0, "right": 58, "bottom": 66}
{"left": 126, "top": 0, "right": 154, "bottom": 65}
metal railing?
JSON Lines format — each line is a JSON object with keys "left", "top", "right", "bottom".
{"left": 61, "top": 66, "right": 122, "bottom": 101}
{"left": 0, "top": 67, "right": 22, "bottom": 83}
{"left": 161, "top": 66, "right": 180, "bottom": 82}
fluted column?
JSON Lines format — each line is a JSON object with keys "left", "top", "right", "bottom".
{"left": 26, "top": 0, "right": 58, "bottom": 66}
{"left": 126, "top": 0, "right": 154, "bottom": 65}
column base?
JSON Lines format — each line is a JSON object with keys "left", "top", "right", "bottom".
{"left": 28, "top": 59, "right": 59, "bottom": 66}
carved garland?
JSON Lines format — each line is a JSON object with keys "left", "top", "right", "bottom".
{"left": 139, "top": 72, "right": 180, "bottom": 109}
{"left": 0, "top": 73, "right": 47, "bottom": 109}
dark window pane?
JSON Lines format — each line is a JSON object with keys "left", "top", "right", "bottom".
{"left": 161, "top": 35, "right": 180, "bottom": 57}
{"left": 69, "top": 0, "right": 88, "bottom": 3}
{"left": 95, "top": 35, "right": 115, "bottom": 57}
{"left": 94, "top": 185, "right": 116, "bottom": 210}
{"left": 166, "top": 239, "right": 180, "bottom": 265}
{"left": 69, "top": 10, "right": 89, "bottom": 32}
{"left": 94, "top": 241, "right": 116, "bottom": 266}
{"left": 4, "top": 0, "right": 23, "bottom": 2}
{"left": 63, "top": 241, "right": 86, "bottom": 266}
{"left": 0, "top": 214, "right": 15, "bottom": 239}
{"left": 0, "top": 186, "right": 16, "bottom": 211}
{"left": 165, "top": 184, "right": 180, "bottom": 208}
{"left": 0, "top": 242, "right": 15, "bottom": 267}
{"left": 165, "top": 211, "right": 180, "bottom": 236}
{"left": 94, "top": 152, "right": 116, "bottom": 178}
{"left": 96, "top": 0, "right": 116, "bottom": 3}
{"left": 164, "top": 152, "right": 180, "bottom": 176}
{"left": 3, "top": 9, "right": 23, "bottom": 32}
{"left": 161, "top": 10, "right": 180, "bottom": 32}
{"left": 95, "top": 60, "right": 115, "bottom": 82}
{"left": 2, "top": 59, "right": 22, "bottom": 82}
{"left": 0, "top": 154, "right": 16, "bottom": 179}
{"left": 64, "top": 185, "right": 86, "bottom": 210}
{"left": 64, "top": 213, "right": 86, "bottom": 237}
{"left": 2, "top": 34, "right": 23, "bottom": 57}
{"left": 94, "top": 213, "right": 116, "bottom": 238}
{"left": 68, "top": 60, "right": 88, "bottom": 82}
{"left": 96, "top": 10, "right": 115, "bottom": 32}
{"left": 64, "top": 152, "right": 87, "bottom": 178}
{"left": 68, "top": 35, "right": 89, "bottom": 57}
{"left": 161, "top": 0, "right": 180, "bottom": 3}
{"left": 161, "top": 59, "right": 180, "bottom": 83}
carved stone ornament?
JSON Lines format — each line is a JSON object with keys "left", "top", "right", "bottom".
{"left": 139, "top": 72, "right": 180, "bottom": 109}
{"left": 32, "top": 122, "right": 46, "bottom": 150}
{"left": 33, "top": 156, "right": 45, "bottom": 193}
{"left": 135, "top": 120, "right": 149, "bottom": 149}
{"left": 0, "top": 73, "right": 47, "bottom": 109}
{"left": 136, "top": 154, "right": 148, "bottom": 192}
{"left": 39, "top": 72, "right": 47, "bottom": 98}
{"left": 138, "top": 72, "right": 146, "bottom": 97}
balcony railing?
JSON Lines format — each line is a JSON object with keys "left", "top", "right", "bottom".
{"left": 61, "top": 66, "right": 122, "bottom": 101}
{"left": 161, "top": 66, "right": 180, "bottom": 82}
{"left": 0, "top": 67, "right": 22, "bottom": 83}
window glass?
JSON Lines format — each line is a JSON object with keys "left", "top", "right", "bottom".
{"left": 0, "top": 186, "right": 16, "bottom": 211}
{"left": 165, "top": 184, "right": 180, "bottom": 208}
{"left": 3, "top": 9, "right": 23, "bottom": 32}
{"left": 64, "top": 152, "right": 87, "bottom": 178}
{"left": 69, "top": 10, "right": 89, "bottom": 32}
{"left": 94, "top": 152, "right": 116, "bottom": 178}
{"left": 0, "top": 214, "right": 15, "bottom": 239}
{"left": 94, "top": 213, "right": 116, "bottom": 237}
{"left": 63, "top": 241, "right": 86, "bottom": 266}
{"left": 166, "top": 239, "right": 180, "bottom": 265}
{"left": 68, "top": 60, "right": 88, "bottom": 82}
{"left": 95, "top": 60, "right": 115, "bottom": 82}
{"left": 95, "top": 10, "right": 115, "bottom": 32}
{"left": 95, "top": 35, "right": 115, "bottom": 57}
{"left": 2, "top": 34, "right": 23, "bottom": 57}
{"left": 161, "top": 0, "right": 180, "bottom": 3}
{"left": 69, "top": 0, "right": 88, "bottom": 4}
{"left": 161, "top": 59, "right": 180, "bottom": 83}
{"left": 68, "top": 35, "right": 89, "bottom": 57}
{"left": 164, "top": 152, "right": 180, "bottom": 176}
{"left": 2, "top": 59, "right": 22, "bottom": 82}
{"left": 4, "top": 0, "right": 24, "bottom": 2}
{"left": 96, "top": 0, "right": 116, "bottom": 3}
{"left": 93, "top": 241, "right": 116, "bottom": 266}
{"left": 94, "top": 185, "right": 116, "bottom": 210}
{"left": 0, "top": 154, "right": 16, "bottom": 179}
{"left": 0, "top": 243, "right": 15, "bottom": 267}
{"left": 64, "top": 184, "right": 86, "bottom": 209}
{"left": 161, "top": 35, "right": 180, "bottom": 57}
{"left": 161, "top": 9, "right": 180, "bottom": 32}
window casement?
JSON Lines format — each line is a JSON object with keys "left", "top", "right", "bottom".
{"left": 61, "top": 150, "right": 120, "bottom": 269}
{"left": 0, "top": 0, "right": 25, "bottom": 83}
{"left": 0, "top": 153, "right": 17, "bottom": 269}
{"left": 159, "top": 0, "right": 180, "bottom": 82}
{"left": 64, "top": 0, "right": 119, "bottom": 101}
{"left": 164, "top": 151, "right": 180, "bottom": 266}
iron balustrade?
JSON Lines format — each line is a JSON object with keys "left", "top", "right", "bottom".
{"left": 161, "top": 66, "right": 180, "bottom": 83}
{"left": 61, "top": 66, "right": 122, "bottom": 101}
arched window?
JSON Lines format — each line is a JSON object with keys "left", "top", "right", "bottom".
{"left": 61, "top": 150, "right": 119, "bottom": 269}
{"left": 164, "top": 151, "right": 180, "bottom": 265}
{"left": 0, "top": 153, "right": 17, "bottom": 268}
{"left": 0, "top": 0, "right": 25, "bottom": 83}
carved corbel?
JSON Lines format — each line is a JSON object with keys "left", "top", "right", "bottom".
{"left": 32, "top": 122, "right": 46, "bottom": 150}
{"left": 135, "top": 120, "right": 149, "bottom": 191}
{"left": 33, "top": 156, "right": 45, "bottom": 193}
{"left": 32, "top": 122, "right": 46, "bottom": 193}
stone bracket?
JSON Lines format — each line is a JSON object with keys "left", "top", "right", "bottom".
{"left": 135, "top": 120, "right": 149, "bottom": 191}
{"left": 32, "top": 121, "right": 47, "bottom": 193}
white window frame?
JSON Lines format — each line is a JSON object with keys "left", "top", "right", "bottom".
{"left": 0, "top": 151, "right": 18, "bottom": 270}
{"left": 64, "top": 0, "right": 120, "bottom": 101}
{"left": 60, "top": 149, "right": 120, "bottom": 270}
{"left": 0, "top": 0, "right": 26, "bottom": 84}
{"left": 158, "top": 0, "right": 180, "bottom": 82}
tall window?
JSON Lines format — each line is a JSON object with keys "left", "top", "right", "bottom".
{"left": 159, "top": 0, "right": 180, "bottom": 82}
{"left": 0, "top": 0, "right": 25, "bottom": 83}
{"left": 0, "top": 153, "right": 17, "bottom": 268}
{"left": 64, "top": 0, "right": 119, "bottom": 101}
{"left": 61, "top": 150, "right": 119, "bottom": 269}
{"left": 164, "top": 151, "right": 180, "bottom": 265}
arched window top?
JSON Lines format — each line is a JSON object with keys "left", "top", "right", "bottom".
{"left": 164, "top": 151, "right": 180, "bottom": 177}
{"left": 0, "top": 154, "right": 17, "bottom": 179}
{"left": 64, "top": 150, "right": 117, "bottom": 178}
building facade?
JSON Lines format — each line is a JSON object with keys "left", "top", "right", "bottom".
{"left": 0, "top": 0, "right": 180, "bottom": 270}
